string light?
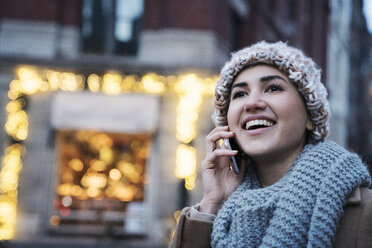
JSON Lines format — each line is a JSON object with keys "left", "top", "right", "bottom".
{"left": 87, "top": 74, "right": 101, "bottom": 92}
{"left": 102, "top": 73, "right": 122, "bottom": 95}
{"left": 0, "top": 66, "right": 217, "bottom": 240}
{"left": 0, "top": 144, "right": 24, "bottom": 240}
{"left": 141, "top": 73, "right": 166, "bottom": 94}
{"left": 173, "top": 74, "right": 216, "bottom": 189}
{"left": 175, "top": 144, "right": 196, "bottom": 178}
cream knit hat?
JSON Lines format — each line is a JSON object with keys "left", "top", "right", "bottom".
{"left": 214, "top": 41, "right": 329, "bottom": 143}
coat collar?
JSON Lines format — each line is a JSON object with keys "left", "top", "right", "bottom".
{"left": 346, "top": 187, "right": 361, "bottom": 205}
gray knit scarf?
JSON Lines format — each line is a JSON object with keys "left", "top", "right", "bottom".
{"left": 211, "top": 141, "right": 371, "bottom": 248}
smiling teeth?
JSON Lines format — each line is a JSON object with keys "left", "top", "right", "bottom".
{"left": 245, "top": 120, "right": 274, "bottom": 130}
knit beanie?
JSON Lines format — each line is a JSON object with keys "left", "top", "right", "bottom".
{"left": 214, "top": 41, "right": 330, "bottom": 143}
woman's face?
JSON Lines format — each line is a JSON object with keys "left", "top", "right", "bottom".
{"left": 227, "top": 65, "right": 313, "bottom": 162}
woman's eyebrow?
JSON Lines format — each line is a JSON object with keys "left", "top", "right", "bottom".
{"left": 260, "top": 75, "right": 288, "bottom": 83}
{"left": 232, "top": 75, "right": 288, "bottom": 89}
{"left": 231, "top": 82, "right": 248, "bottom": 89}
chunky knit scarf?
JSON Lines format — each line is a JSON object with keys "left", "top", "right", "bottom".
{"left": 211, "top": 141, "right": 371, "bottom": 248}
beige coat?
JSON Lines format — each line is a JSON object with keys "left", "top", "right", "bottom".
{"left": 170, "top": 187, "right": 372, "bottom": 248}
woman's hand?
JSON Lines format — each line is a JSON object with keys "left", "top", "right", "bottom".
{"left": 199, "top": 126, "right": 246, "bottom": 215}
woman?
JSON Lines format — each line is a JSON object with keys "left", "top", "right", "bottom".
{"left": 170, "top": 41, "right": 372, "bottom": 248}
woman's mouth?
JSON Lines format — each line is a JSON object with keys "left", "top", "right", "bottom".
{"left": 243, "top": 119, "right": 276, "bottom": 130}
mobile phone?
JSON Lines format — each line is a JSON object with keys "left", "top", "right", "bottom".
{"left": 224, "top": 138, "right": 239, "bottom": 174}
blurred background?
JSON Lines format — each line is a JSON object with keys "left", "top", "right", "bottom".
{"left": 0, "top": 0, "right": 371, "bottom": 247}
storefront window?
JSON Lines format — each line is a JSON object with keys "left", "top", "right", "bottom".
{"left": 49, "top": 130, "right": 151, "bottom": 237}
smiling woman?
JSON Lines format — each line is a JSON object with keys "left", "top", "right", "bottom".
{"left": 170, "top": 41, "right": 372, "bottom": 248}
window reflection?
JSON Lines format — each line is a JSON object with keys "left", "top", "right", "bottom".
{"left": 115, "top": 0, "right": 144, "bottom": 42}
{"left": 81, "top": 0, "right": 143, "bottom": 55}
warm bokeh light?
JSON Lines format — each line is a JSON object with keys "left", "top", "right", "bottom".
{"left": 5, "top": 99, "right": 23, "bottom": 113}
{"left": 68, "top": 159, "right": 84, "bottom": 171}
{"left": 99, "top": 146, "right": 114, "bottom": 164}
{"left": 90, "top": 133, "right": 113, "bottom": 150}
{"left": 46, "top": 70, "right": 61, "bottom": 90}
{"left": 102, "top": 73, "right": 122, "bottom": 95}
{"left": 0, "top": 66, "right": 218, "bottom": 240}
{"left": 175, "top": 144, "right": 196, "bottom": 179}
{"left": 14, "top": 67, "right": 85, "bottom": 95}
{"left": 113, "top": 184, "right": 137, "bottom": 201}
{"left": 5, "top": 109, "right": 28, "bottom": 141}
{"left": 0, "top": 201, "right": 17, "bottom": 239}
{"left": 185, "top": 174, "right": 196, "bottom": 190}
{"left": 87, "top": 74, "right": 101, "bottom": 92}
{"left": 141, "top": 73, "right": 166, "bottom": 94}
{"left": 49, "top": 215, "right": 61, "bottom": 226}
{"left": 57, "top": 183, "right": 73, "bottom": 196}
{"left": 174, "top": 74, "right": 205, "bottom": 143}
{"left": 89, "top": 159, "right": 107, "bottom": 171}
{"left": 70, "top": 185, "right": 83, "bottom": 197}
{"left": 82, "top": 173, "right": 107, "bottom": 189}
{"left": 122, "top": 75, "right": 138, "bottom": 92}
{"left": 59, "top": 72, "right": 83, "bottom": 91}
{"left": 86, "top": 187, "right": 101, "bottom": 198}
{"left": 61, "top": 196, "right": 72, "bottom": 207}
{"left": 109, "top": 168, "right": 122, "bottom": 181}
{"left": 17, "top": 67, "right": 44, "bottom": 95}
{"left": 0, "top": 144, "right": 24, "bottom": 240}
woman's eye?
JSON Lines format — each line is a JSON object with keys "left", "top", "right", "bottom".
{"left": 232, "top": 90, "right": 247, "bottom": 99}
{"left": 266, "top": 84, "right": 283, "bottom": 93}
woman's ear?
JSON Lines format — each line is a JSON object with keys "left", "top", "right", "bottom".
{"left": 306, "top": 118, "right": 314, "bottom": 131}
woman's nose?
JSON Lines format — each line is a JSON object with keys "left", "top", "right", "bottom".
{"left": 243, "top": 93, "right": 266, "bottom": 111}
